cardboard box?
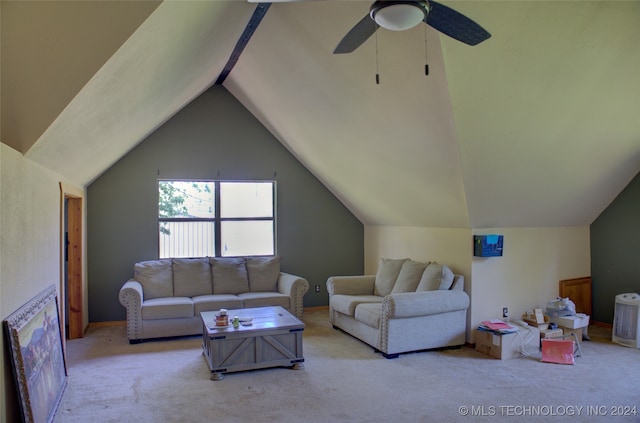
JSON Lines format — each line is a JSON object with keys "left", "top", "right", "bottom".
{"left": 549, "top": 313, "right": 590, "bottom": 329}
{"left": 523, "top": 317, "right": 550, "bottom": 330}
{"left": 562, "top": 327, "right": 583, "bottom": 341}
{"left": 522, "top": 309, "right": 550, "bottom": 330}
{"left": 475, "top": 326, "right": 540, "bottom": 360}
{"left": 540, "top": 328, "right": 564, "bottom": 340}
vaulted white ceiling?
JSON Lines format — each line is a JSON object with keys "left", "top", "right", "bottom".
{"left": 2, "top": 0, "right": 639, "bottom": 229}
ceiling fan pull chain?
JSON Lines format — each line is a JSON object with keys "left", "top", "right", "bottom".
{"left": 424, "top": 25, "right": 429, "bottom": 76}
{"left": 375, "top": 28, "right": 380, "bottom": 84}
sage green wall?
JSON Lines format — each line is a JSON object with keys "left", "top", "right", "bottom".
{"left": 591, "top": 170, "right": 640, "bottom": 323}
{"left": 87, "top": 86, "right": 363, "bottom": 322}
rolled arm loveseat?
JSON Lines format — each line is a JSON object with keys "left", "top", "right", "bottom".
{"left": 119, "top": 256, "right": 308, "bottom": 343}
{"left": 327, "top": 258, "right": 469, "bottom": 358}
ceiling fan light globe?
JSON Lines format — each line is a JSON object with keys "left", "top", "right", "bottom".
{"left": 372, "top": 4, "right": 426, "bottom": 31}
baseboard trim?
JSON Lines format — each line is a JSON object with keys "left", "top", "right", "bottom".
{"left": 591, "top": 320, "right": 612, "bottom": 328}
{"left": 304, "top": 306, "right": 329, "bottom": 312}
{"left": 88, "top": 321, "right": 126, "bottom": 328}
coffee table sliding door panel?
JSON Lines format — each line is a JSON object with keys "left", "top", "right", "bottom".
{"left": 204, "top": 328, "right": 304, "bottom": 376}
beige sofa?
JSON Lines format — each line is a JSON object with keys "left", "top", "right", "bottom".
{"left": 119, "top": 256, "right": 309, "bottom": 343}
{"left": 327, "top": 258, "right": 469, "bottom": 358}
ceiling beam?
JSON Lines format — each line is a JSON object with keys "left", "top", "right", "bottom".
{"left": 216, "top": 3, "right": 271, "bottom": 85}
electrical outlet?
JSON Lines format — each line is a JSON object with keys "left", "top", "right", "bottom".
{"left": 315, "top": 285, "right": 320, "bottom": 293}
{"left": 502, "top": 307, "right": 509, "bottom": 318}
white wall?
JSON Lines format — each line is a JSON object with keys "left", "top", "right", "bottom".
{"left": 364, "top": 225, "right": 590, "bottom": 343}
{"left": 0, "top": 143, "right": 85, "bottom": 423}
{"left": 471, "top": 227, "right": 590, "bottom": 338}
{"left": 364, "top": 226, "right": 472, "bottom": 278}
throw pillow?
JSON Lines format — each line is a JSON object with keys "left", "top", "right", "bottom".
{"left": 246, "top": 256, "right": 281, "bottom": 292}
{"left": 172, "top": 258, "right": 212, "bottom": 297}
{"left": 134, "top": 259, "right": 173, "bottom": 300}
{"left": 210, "top": 257, "right": 249, "bottom": 294}
{"left": 438, "top": 265, "right": 455, "bottom": 290}
{"left": 391, "top": 260, "right": 429, "bottom": 294}
{"left": 416, "top": 262, "right": 455, "bottom": 291}
{"left": 374, "top": 258, "right": 409, "bottom": 296}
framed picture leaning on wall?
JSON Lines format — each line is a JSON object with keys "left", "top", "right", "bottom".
{"left": 3, "top": 285, "right": 67, "bottom": 423}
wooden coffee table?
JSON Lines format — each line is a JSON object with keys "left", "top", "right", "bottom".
{"left": 201, "top": 306, "right": 304, "bottom": 380}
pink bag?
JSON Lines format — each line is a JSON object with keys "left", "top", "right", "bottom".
{"left": 541, "top": 339, "right": 575, "bottom": 365}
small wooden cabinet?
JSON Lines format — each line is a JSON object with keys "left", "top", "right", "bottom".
{"left": 559, "top": 276, "right": 592, "bottom": 315}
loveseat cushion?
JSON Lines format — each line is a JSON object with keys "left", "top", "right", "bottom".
{"left": 246, "top": 256, "right": 281, "bottom": 292}
{"left": 391, "top": 260, "right": 429, "bottom": 293}
{"left": 135, "top": 259, "right": 173, "bottom": 300}
{"left": 239, "top": 292, "right": 290, "bottom": 310}
{"left": 210, "top": 257, "right": 250, "bottom": 294}
{"left": 173, "top": 258, "right": 212, "bottom": 297}
{"left": 416, "top": 262, "right": 455, "bottom": 291}
{"left": 331, "top": 294, "right": 383, "bottom": 316}
{"left": 193, "top": 294, "right": 243, "bottom": 315}
{"left": 142, "top": 297, "right": 193, "bottom": 320}
{"left": 354, "top": 303, "right": 382, "bottom": 329}
{"left": 374, "top": 258, "right": 409, "bottom": 296}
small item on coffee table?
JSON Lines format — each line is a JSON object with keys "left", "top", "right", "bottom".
{"left": 215, "top": 309, "right": 228, "bottom": 326}
{"left": 232, "top": 316, "right": 240, "bottom": 328}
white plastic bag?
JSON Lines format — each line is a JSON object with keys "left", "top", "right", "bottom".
{"left": 545, "top": 297, "right": 576, "bottom": 317}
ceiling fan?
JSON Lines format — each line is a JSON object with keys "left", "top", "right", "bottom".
{"left": 248, "top": 0, "right": 491, "bottom": 54}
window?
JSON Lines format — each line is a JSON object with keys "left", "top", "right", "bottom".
{"left": 158, "top": 180, "right": 275, "bottom": 258}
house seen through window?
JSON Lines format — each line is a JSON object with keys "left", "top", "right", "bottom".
{"left": 158, "top": 180, "right": 275, "bottom": 258}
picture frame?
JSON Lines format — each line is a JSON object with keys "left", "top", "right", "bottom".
{"left": 3, "top": 285, "right": 67, "bottom": 423}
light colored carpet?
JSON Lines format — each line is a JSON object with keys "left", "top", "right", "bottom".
{"left": 55, "top": 309, "right": 640, "bottom": 423}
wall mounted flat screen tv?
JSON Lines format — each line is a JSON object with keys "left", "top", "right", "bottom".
{"left": 474, "top": 235, "right": 503, "bottom": 257}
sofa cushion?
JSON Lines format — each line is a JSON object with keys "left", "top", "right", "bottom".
{"left": 374, "top": 258, "right": 408, "bottom": 296}
{"left": 142, "top": 297, "right": 193, "bottom": 320}
{"left": 172, "top": 258, "right": 212, "bottom": 297}
{"left": 331, "top": 294, "right": 383, "bottom": 316}
{"left": 193, "top": 294, "right": 243, "bottom": 315}
{"left": 238, "top": 292, "right": 290, "bottom": 310}
{"left": 246, "top": 256, "right": 281, "bottom": 292}
{"left": 210, "top": 257, "right": 250, "bottom": 294}
{"left": 134, "top": 259, "right": 173, "bottom": 300}
{"left": 355, "top": 303, "right": 382, "bottom": 329}
{"left": 437, "top": 265, "right": 455, "bottom": 290}
{"left": 391, "top": 260, "right": 429, "bottom": 294}
{"left": 416, "top": 262, "right": 455, "bottom": 291}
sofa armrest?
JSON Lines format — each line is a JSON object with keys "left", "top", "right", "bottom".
{"left": 326, "top": 275, "right": 376, "bottom": 296}
{"left": 278, "top": 272, "right": 309, "bottom": 321}
{"left": 383, "top": 290, "right": 470, "bottom": 319}
{"left": 119, "top": 279, "right": 144, "bottom": 341}
{"left": 120, "top": 279, "right": 143, "bottom": 303}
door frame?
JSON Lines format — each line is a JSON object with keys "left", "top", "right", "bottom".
{"left": 59, "top": 182, "right": 85, "bottom": 341}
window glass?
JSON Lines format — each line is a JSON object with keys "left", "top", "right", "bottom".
{"left": 221, "top": 221, "right": 274, "bottom": 257}
{"left": 220, "top": 182, "right": 273, "bottom": 218}
{"left": 158, "top": 181, "right": 215, "bottom": 218}
{"left": 159, "top": 221, "right": 215, "bottom": 258}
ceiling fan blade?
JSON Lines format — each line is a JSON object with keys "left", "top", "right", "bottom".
{"left": 333, "top": 14, "right": 378, "bottom": 54}
{"left": 426, "top": 0, "right": 491, "bottom": 46}
{"left": 247, "top": 0, "right": 325, "bottom": 2}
